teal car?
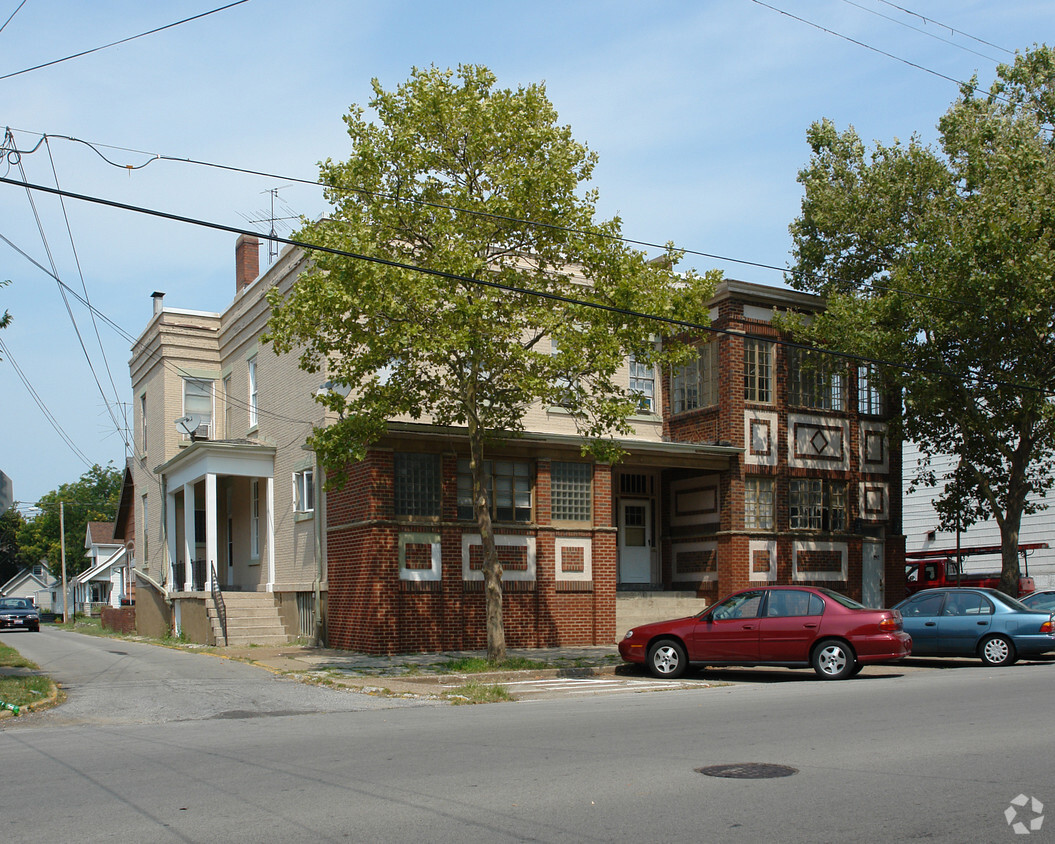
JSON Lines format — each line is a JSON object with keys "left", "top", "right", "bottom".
{"left": 893, "top": 587, "right": 1055, "bottom": 666}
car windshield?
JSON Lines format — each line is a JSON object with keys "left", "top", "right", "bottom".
{"left": 0, "top": 598, "right": 29, "bottom": 609}
{"left": 815, "top": 588, "right": 867, "bottom": 610}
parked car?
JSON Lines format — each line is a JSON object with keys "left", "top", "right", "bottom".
{"left": 618, "top": 585, "right": 910, "bottom": 681}
{"left": 1020, "top": 589, "right": 1055, "bottom": 614}
{"left": 892, "top": 587, "right": 1055, "bottom": 666}
{"left": 0, "top": 597, "right": 40, "bottom": 632}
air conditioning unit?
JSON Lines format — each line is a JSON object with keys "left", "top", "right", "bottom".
{"left": 192, "top": 422, "right": 211, "bottom": 441}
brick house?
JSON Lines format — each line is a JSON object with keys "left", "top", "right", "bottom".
{"left": 129, "top": 236, "right": 903, "bottom": 652}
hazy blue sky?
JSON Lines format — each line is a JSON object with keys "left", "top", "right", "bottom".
{"left": 1, "top": 0, "right": 1051, "bottom": 509}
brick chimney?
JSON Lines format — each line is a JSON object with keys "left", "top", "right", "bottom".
{"left": 235, "top": 235, "right": 260, "bottom": 293}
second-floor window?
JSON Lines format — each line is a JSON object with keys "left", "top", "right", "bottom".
{"left": 629, "top": 355, "right": 656, "bottom": 412}
{"left": 248, "top": 357, "right": 258, "bottom": 428}
{"left": 183, "top": 378, "right": 214, "bottom": 438}
{"left": 857, "top": 363, "right": 885, "bottom": 415}
{"left": 789, "top": 478, "right": 847, "bottom": 531}
{"left": 671, "top": 342, "right": 718, "bottom": 413}
{"left": 788, "top": 347, "right": 845, "bottom": 411}
{"left": 743, "top": 338, "right": 774, "bottom": 404}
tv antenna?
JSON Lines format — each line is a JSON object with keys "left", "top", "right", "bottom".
{"left": 238, "top": 185, "right": 299, "bottom": 265}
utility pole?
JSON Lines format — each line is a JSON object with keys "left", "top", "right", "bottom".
{"left": 60, "top": 501, "right": 69, "bottom": 623}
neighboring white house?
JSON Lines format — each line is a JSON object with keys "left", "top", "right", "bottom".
{"left": 0, "top": 563, "right": 59, "bottom": 610}
{"left": 902, "top": 442, "right": 1055, "bottom": 588}
{"left": 73, "top": 521, "right": 131, "bottom": 612}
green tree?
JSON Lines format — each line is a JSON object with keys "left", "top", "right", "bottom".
{"left": 788, "top": 45, "right": 1055, "bottom": 595}
{"left": 17, "top": 463, "right": 122, "bottom": 580}
{"left": 266, "top": 65, "right": 717, "bottom": 660}
{"left": 0, "top": 507, "right": 27, "bottom": 585}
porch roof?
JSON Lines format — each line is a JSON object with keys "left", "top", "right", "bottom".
{"left": 75, "top": 546, "right": 128, "bottom": 585}
{"left": 155, "top": 438, "right": 277, "bottom": 489}
{"left": 385, "top": 422, "right": 742, "bottom": 471}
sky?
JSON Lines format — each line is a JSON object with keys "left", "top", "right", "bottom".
{"left": 0, "top": 0, "right": 1052, "bottom": 511}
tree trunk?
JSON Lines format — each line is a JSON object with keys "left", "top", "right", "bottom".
{"left": 468, "top": 417, "right": 506, "bottom": 663}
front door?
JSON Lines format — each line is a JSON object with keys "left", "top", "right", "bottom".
{"left": 862, "top": 540, "right": 885, "bottom": 607}
{"left": 618, "top": 499, "right": 652, "bottom": 584}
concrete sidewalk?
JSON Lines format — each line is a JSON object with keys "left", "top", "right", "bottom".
{"left": 209, "top": 643, "right": 625, "bottom": 697}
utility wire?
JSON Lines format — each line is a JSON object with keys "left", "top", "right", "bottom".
{"left": 0, "top": 0, "right": 250, "bottom": 81}
{"left": 1, "top": 128, "right": 985, "bottom": 309}
{"left": 835, "top": 0, "right": 1002, "bottom": 64}
{"left": 0, "top": 0, "right": 27, "bottom": 36}
{"left": 0, "top": 173, "right": 1049, "bottom": 400}
{"left": 872, "top": 0, "right": 1014, "bottom": 55}
{"left": 0, "top": 335, "right": 95, "bottom": 467}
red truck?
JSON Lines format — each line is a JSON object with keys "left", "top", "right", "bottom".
{"left": 905, "top": 543, "right": 1046, "bottom": 597}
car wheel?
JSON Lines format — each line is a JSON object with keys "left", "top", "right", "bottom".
{"left": 812, "top": 639, "right": 857, "bottom": 680}
{"left": 30, "top": 624, "right": 39, "bottom": 632}
{"left": 979, "top": 635, "right": 1016, "bottom": 666}
{"left": 647, "top": 639, "right": 688, "bottom": 679}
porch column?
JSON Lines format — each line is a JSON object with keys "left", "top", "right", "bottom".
{"left": 166, "top": 487, "right": 178, "bottom": 591}
{"left": 265, "top": 475, "right": 276, "bottom": 591}
{"left": 182, "top": 482, "right": 195, "bottom": 591}
{"left": 205, "top": 472, "right": 218, "bottom": 591}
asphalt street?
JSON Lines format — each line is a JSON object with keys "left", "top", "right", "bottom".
{"left": 2, "top": 628, "right": 1053, "bottom": 843}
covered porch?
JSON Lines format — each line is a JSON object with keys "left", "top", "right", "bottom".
{"left": 157, "top": 440, "right": 277, "bottom": 595}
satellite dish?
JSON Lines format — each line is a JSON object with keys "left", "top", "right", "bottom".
{"left": 174, "top": 414, "right": 201, "bottom": 437}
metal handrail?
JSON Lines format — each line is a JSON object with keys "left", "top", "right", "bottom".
{"left": 210, "top": 561, "right": 228, "bottom": 645}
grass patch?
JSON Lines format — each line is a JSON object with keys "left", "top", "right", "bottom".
{"left": 447, "top": 679, "right": 514, "bottom": 704}
{"left": 0, "top": 642, "right": 36, "bottom": 669}
{"left": 0, "top": 643, "right": 60, "bottom": 713}
{"left": 436, "top": 655, "right": 547, "bottom": 674}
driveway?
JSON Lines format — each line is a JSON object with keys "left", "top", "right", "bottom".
{"left": 0, "top": 627, "right": 432, "bottom": 727}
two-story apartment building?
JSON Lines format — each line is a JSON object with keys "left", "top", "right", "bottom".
{"left": 129, "top": 236, "right": 903, "bottom": 653}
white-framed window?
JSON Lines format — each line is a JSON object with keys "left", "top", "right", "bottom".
{"left": 222, "top": 374, "right": 232, "bottom": 437}
{"left": 670, "top": 342, "right": 718, "bottom": 414}
{"left": 858, "top": 364, "right": 884, "bottom": 416}
{"left": 394, "top": 453, "right": 441, "bottom": 517}
{"left": 744, "top": 477, "right": 775, "bottom": 530}
{"left": 743, "top": 338, "right": 774, "bottom": 404}
{"left": 551, "top": 461, "right": 592, "bottom": 522}
{"left": 250, "top": 479, "right": 260, "bottom": 559}
{"left": 790, "top": 478, "right": 847, "bottom": 531}
{"left": 457, "top": 459, "right": 532, "bottom": 522}
{"left": 789, "top": 347, "right": 845, "bottom": 411}
{"left": 294, "top": 468, "right": 315, "bottom": 513}
{"left": 183, "top": 378, "right": 214, "bottom": 438}
{"left": 247, "top": 357, "right": 258, "bottom": 428}
{"left": 139, "top": 393, "right": 147, "bottom": 453}
{"left": 629, "top": 355, "right": 656, "bottom": 412}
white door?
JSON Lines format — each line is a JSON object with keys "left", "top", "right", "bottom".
{"left": 619, "top": 500, "right": 652, "bottom": 584}
{"left": 862, "top": 540, "right": 885, "bottom": 607}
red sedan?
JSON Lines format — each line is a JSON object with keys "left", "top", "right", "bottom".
{"left": 618, "top": 585, "right": 911, "bottom": 680}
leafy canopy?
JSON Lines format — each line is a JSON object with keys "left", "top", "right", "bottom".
{"left": 266, "top": 64, "right": 716, "bottom": 474}
{"left": 789, "top": 45, "right": 1055, "bottom": 587}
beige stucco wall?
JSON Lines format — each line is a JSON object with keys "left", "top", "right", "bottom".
{"left": 133, "top": 575, "right": 171, "bottom": 639}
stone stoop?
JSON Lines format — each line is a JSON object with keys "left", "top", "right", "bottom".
{"left": 208, "top": 591, "right": 291, "bottom": 647}
{"left": 615, "top": 591, "right": 706, "bottom": 636}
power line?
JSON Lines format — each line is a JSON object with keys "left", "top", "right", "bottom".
{"left": 0, "top": 0, "right": 27, "bottom": 36}
{"left": 0, "top": 172, "right": 1048, "bottom": 400}
{"left": 872, "top": 0, "right": 1014, "bottom": 55}
{"left": 2, "top": 128, "right": 989, "bottom": 310}
{"left": 835, "top": 0, "right": 1003, "bottom": 63}
{"left": 0, "top": 0, "right": 251, "bottom": 81}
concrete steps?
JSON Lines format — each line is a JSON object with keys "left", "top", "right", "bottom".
{"left": 208, "top": 591, "right": 290, "bottom": 647}
{"left": 615, "top": 591, "right": 705, "bottom": 635}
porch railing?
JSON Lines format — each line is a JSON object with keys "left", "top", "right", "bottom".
{"left": 171, "top": 560, "right": 207, "bottom": 592}
{"left": 210, "top": 561, "right": 227, "bottom": 645}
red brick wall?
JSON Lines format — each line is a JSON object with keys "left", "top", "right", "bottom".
{"left": 101, "top": 606, "right": 136, "bottom": 635}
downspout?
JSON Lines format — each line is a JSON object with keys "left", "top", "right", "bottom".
{"left": 312, "top": 456, "right": 324, "bottom": 647}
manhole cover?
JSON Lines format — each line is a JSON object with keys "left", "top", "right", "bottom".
{"left": 696, "top": 763, "right": 798, "bottom": 779}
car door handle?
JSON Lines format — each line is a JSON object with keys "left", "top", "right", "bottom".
{"left": 803, "top": 623, "right": 818, "bottom": 628}
{"left": 924, "top": 621, "right": 937, "bottom": 627}
{"left": 977, "top": 621, "right": 989, "bottom": 626}
{"left": 741, "top": 624, "right": 756, "bottom": 630}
